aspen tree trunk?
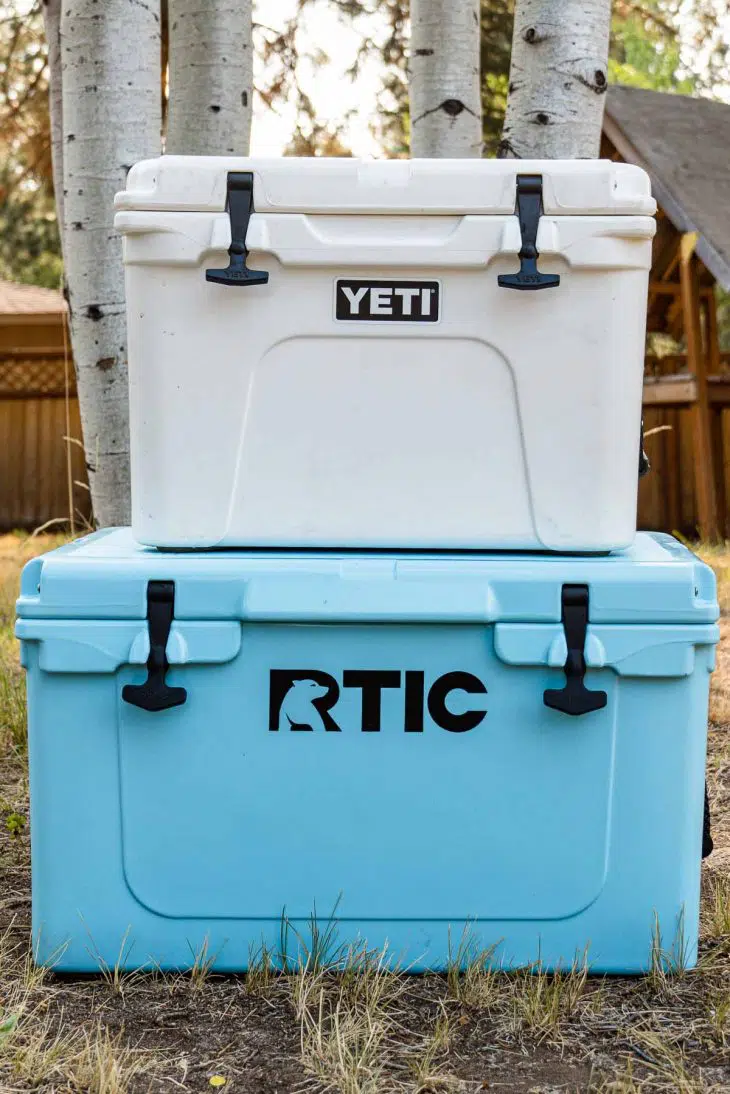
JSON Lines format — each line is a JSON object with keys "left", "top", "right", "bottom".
{"left": 42, "top": 0, "right": 64, "bottom": 247}
{"left": 500, "top": 0, "right": 611, "bottom": 158}
{"left": 409, "top": 0, "right": 482, "bottom": 158}
{"left": 61, "top": 0, "right": 161, "bottom": 527}
{"left": 165, "top": 0, "right": 253, "bottom": 155}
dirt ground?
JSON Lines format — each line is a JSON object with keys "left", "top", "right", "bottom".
{"left": 2, "top": 531, "right": 730, "bottom": 1093}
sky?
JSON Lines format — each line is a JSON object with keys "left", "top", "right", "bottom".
{"left": 251, "top": 0, "right": 386, "bottom": 156}
{"left": 677, "top": 0, "right": 730, "bottom": 103}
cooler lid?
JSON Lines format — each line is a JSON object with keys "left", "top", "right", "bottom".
{"left": 114, "top": 156, "right": 656, "bottom": 217}
{"left": 17, "top": 529, "right": 716, "bottom": 626}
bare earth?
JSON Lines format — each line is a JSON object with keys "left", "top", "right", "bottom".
{"left": 1, "top": 532, "right": 730, "bottom": 1093}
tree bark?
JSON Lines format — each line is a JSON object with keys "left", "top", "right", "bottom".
{"left": 42, "top": 0, "right": 64, "bottom": 249}
{"left": 165, "top": 0, "right": 253, "bottom": 155}
{"left": 500, "top": 0, "right": 611, "bottom": 159}
{"left": 409, "top": 0, "right": 481, "bottom": 158}
{"left": 61, "top": 0, "right": 161, "bottom": 527}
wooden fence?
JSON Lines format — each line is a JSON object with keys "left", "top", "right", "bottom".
{"left": 639, "top": 352, "right": 730, "bottom": 539}
{"left": 0, "top": 345, "right": 728, "bottom": 541}
{"left": 0, "top": 349, "right": 90, "bottom": 531}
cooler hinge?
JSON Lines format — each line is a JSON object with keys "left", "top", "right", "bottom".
{"left": 206, "top": 172, "right": 270, "bottom": 287}
{"left": 543, "top": 584, "right": 607, "bottom": 717}
{"left": 498, "top": 175, "right": 560, "bottom": 292}
{"left": 122, "top": 581, "right": 188, "bottom": 713}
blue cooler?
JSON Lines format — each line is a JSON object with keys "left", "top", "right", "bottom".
{"left": 17, "top": 529, "right": 718, "bottom": 973}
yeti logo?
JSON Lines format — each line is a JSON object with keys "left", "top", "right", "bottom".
{"left": 335, "top": 279, "right": 440, "bottom": 323}
{"left": 269, "top": 669, "right": 487, "bottom": 733}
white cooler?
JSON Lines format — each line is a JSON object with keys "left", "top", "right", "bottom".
{"left": 115, "top": 157, "right": 656, "bottom": 551}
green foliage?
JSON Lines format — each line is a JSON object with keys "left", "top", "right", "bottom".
{"left": 0, "top": 0, "right": 62, "bottom": 288}
{"left": 0, "top": 1013, "right": 19, "bottom": 1043}
{"left": 481, "top": 0, "right": 513, "bottom": 156}
{"left": 0, "top": 171, "right": 62, "bottom": 289}
{"left": 4, "top": 810, "right": 26, "bottom": 839}
{"left": 609, "top": 2, "right": 695, "bottom": 92}
{"left": 3, "top": 0, "right": 728, "bottom": 292}
{"left": 480, "top": 1, "right": 712, "bottom": 152}
{"left": 272, "top": 1, "right": 725, "bottom": 159}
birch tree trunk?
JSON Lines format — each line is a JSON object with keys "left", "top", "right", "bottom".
{"left": 165, "top": 0, "right": 253, "bottom": 155}
{"left": 500, "top": 0, "right": 611, "bottom": 159}
{"left": 61, "top": 0, "right": 161, "bottom": 527}
{"left": 409, "top": 0, "right": 481, "bottom": 158}
{"left": 42, "top": 0, "right": 64, "bottom": 249}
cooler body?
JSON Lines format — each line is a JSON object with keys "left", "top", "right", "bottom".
{"left": 115, "top": 157, "right": 655, "bottom": 552}
{"left": 18, "top": 530, "right": 716, "bottom": 973}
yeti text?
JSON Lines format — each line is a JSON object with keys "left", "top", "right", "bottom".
{"left": 335, "top": 279, "right": 440, "bottom": 323}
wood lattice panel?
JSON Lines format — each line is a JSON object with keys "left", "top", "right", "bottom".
{"left": 0, "top": 354, "right": 76, "bottom": 398}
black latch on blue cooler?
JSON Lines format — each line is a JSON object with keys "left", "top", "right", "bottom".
{"left": 122, "top": 581, "right": 187, "bottom": 713}
{"left": 544, "top": 585, "right": 607, "bottom": 716}
{"left": 206, "top": 172, "right": 269, "bottom": 287}
{"left": 498, "top": 175, "right": 560, "bottom": 292}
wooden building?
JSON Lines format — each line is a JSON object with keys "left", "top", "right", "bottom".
{"left": 604, "top": 86, "right": 730, "bottom": 540}
{"left": 0, "top": 280, "right": 89, "bottom": 531}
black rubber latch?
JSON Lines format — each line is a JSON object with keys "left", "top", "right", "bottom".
{"left": 498, "top": 175, "right": 560, "bottom": 291}
{"left": 639, "top": 418, "right": 651, "bottom": 479}
{"left": 122, "top": 581, "right": 187, "bottom": 713}
{"left": 703, "top": 782, "right": 713, "bottom": 858}
{"left": 205, "top": 172, "right": 269, "bottom": 287}
{"left": 544, "top": 584, "right": 607, "bottom": 717}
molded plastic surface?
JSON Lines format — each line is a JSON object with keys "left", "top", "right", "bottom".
{"left": 115, "top": 157, "right": 655, "bottom": 551}
{"left": 115, "top": 157, "right": 656, "bottom": 216}
{"left": 19, "top": 531, "right": 718, "bottom": 973}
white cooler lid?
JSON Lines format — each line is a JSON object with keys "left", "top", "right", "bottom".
{"left": 114, "top": 156, "right": 656, "bottom": 217}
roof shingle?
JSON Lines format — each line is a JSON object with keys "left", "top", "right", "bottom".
{"left": 605, "top": 86, "right": 730, "bottom": 289}
{"left": 0, "top": 280, "right": 65, "bottom": 317}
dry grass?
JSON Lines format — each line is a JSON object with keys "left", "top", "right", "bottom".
{"left": 1, "top": 534, "right": 730, "bottom": 1092}
{"left": 296, "top": 970, "right": 397, "bottom": 1094}
{"left": 4, "top": 1010, "right": 163, "bottom": 1093}
{"left": 0, "top": 533, "right": 69, "bottom": 763}
{"left": 696, "top": 544, "right": 730, "bottom": 725}
{"left": 0, "top": 936, "right": 164, "bottom": 1094}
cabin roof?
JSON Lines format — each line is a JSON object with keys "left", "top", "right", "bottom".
{"left": 0, "top": 280, "right": 65, "bottom": 319}
{"left": 604, "top": 85, "right": 730, "bottom": 290}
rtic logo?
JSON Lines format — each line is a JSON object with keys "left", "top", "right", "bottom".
{"left": 335, "top": 279, "right": 440, "bottom": 323}
{"left": 269, "top": 670, "right": 487, "bottom": 733}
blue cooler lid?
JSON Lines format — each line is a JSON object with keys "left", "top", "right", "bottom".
{"left": 16, "top": 529, "right": 718, "bottom": 626}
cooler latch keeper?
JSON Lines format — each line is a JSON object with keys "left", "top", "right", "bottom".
{"left": 205, "top": 172, "right": 269, "bottom": 287}
{"left": 543, "top": 585, "right": 607, "bottom": 717}
{"left": 122, "top": 581, "right": 187, "bottom": 713}
{"left": 498, "top": 175, "right": 560, "bottom": 292}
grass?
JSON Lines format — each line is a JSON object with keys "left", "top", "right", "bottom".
{"left": 1, "top": 533, "right": 730, "bottom": 1091}
{"left": 0, "top": 669, "right": 26, "bottom": 760}
{"left": 245, "top": 938, "right": 278, "bottom": 997}
{"left": 706, "top": 875, "right": 730, "bottom": 938}
{"left": 297, "top": 974, "right": 394, "bottom": 1094}
{"left": 293, "top": 943, "right": 408, "bottom": 1094}
{"left": 188, "top": 936, "right": 218, "bottom": 991}
{"left": 4, "top": 1011, "right": 161, "bottom": 1093}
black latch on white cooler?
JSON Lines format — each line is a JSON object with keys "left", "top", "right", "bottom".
{"left": 639, "top": 419, "right": 651, "bottom": 479}
{"left": 206, "top": 172, "right": 269, "bottom": 287}
{"left": 122, "top": 581, "right": 187, "bottom": 712}
{"left": 543, "top": 585, "right": 607, "bottom": 716}
{"left": 498, "top": 175, "right": 560, "bottom": 292}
